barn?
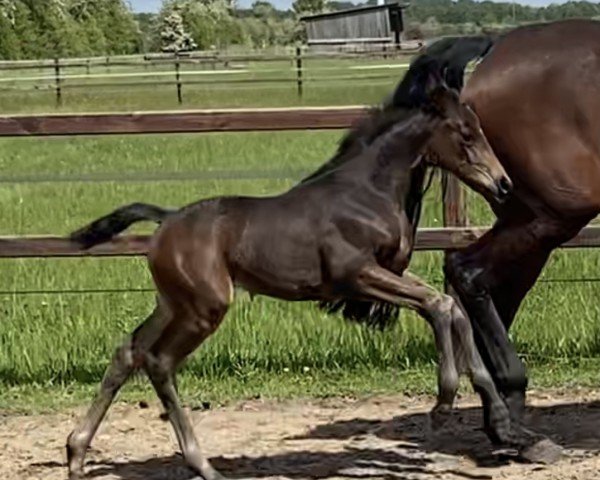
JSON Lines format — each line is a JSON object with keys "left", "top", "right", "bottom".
{"left": 300, "top": 2, "right": 407, "bottom": 51}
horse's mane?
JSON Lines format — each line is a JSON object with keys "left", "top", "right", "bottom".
{"left": 304, "top": 55, "right": 444, "bottom": 329}
{"left": 316, "top": 42, "right": 500, "bottom": 330}
{"left": 300, "top": 55, "right": 443, "bottom": 185}
{"left": 423, "top": 35, "right": 496, "bottom": 90}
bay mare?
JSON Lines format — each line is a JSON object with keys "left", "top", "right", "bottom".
{"left": 66, "top": 57, "right": 518, "bottom": 480}
{"left": 415, "top": 20, "right": 600, "bottom": 462}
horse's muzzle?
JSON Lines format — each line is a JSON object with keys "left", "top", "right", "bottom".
{"left": 495, "top": 175, "right": 513, "bottom": 201}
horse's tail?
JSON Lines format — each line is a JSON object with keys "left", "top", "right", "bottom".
{"left": 70, "top": 202, "right": 175, "bottom": 248}
{"left": 423, "top": 35, "right": 497, "bottom": 91}
{"left": 319, "top": 299, "right": 401, "bottom": 330}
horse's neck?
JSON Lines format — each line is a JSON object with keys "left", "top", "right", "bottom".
{"left": 365, "top": 134, "right": 425, "bottom": 203}
{"left": 404, "top": 162, "right": 428, "bottom": 231}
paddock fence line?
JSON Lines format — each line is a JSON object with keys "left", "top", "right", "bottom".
{"left": 1, "top": 106, "right": 598, "bottom": 261}
{"left": 0, "top": 48, "right": 419, "bottom": 105}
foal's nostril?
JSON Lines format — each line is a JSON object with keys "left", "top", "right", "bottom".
{"left": 497, "top": 176, "right": 513, "bottom": 197}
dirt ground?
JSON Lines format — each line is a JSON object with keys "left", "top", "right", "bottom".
{"left": 2, "top": 390, "right": 600, "bottom": 480}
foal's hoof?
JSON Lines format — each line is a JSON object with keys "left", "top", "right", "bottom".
{"left": 428, "top": 405, "right": 455, "bottom": 433}
{"left": 519, "top": 437, "right": 563, "bottom": 464}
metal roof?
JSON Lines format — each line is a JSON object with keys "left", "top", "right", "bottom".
{"left": 300, "top": 2, "right": 408, "bottom": 22}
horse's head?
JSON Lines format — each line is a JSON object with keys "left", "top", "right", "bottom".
{"left": 423, "top": 83, "right": 512, "bottom": 203}
{"left": 392, "top": 55, "right": 512, "bottom": 203}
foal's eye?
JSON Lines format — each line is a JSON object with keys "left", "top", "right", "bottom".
{"left": 461, "top": 131, "right": 474, "bottom": 144}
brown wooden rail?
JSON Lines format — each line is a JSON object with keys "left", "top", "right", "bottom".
{"left": 1, "top": 107, "right": 598, "bottom": 259}
{"left": 1, "top": 226, "right": 599, "bottom": 258}
{"left": 0, "top": 107, "right": 367, "bottom": 137}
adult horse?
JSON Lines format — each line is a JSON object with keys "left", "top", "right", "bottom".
{"left": 66, "top": 57, "right": 516, "bottom": 480}
{"left": 426, "top": 19, "right": 600, "bottom": 460}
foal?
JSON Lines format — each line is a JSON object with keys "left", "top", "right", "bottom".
{"left": 67, "top": 58, "right": 515, "bottom": 480}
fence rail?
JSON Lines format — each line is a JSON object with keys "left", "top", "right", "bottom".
{"left": 0, "top": 47, "right": 418, "bottom": 70}
{"left": 0, "top": 48, "right": 417, "bottom": 106}
{"left": 0, "top": 106, "right": 366, "bottom": 136}
{"left": 2, "top": 226, "right": 599, "bottom": 259}
{"left": 1, "top": 106, "right": 599, "bottom": 259}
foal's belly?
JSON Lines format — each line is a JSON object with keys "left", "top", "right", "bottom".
{"left": 229, "top": 219, "right": 327, "bottom": 300}
{"left": 232, "top": 251, "right": 326, "bottom": 301}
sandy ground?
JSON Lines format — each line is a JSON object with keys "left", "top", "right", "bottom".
{"left": 2, "top": 390, "right": 600, "bottom": 480}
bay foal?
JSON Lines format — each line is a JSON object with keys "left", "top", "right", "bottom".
{"left": 67, "top": 57, "right": 516, "bottom": 480}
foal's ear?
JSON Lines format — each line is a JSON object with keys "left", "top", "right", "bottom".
{"left": 407, "top": 58, "right": 444, "bottom": 107}
{"left": 424, "top": 68, "right": 444, "bottom": 97}
{"left": 425, "top": 81, "right": 460, "bottom": 117}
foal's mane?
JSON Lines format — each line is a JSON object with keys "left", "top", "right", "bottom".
{"left": 300, "top": 55, "right": 443, "bottom": 185}
{"left": 317, "top": 42, "right": 492, "bottom": 329}
{"left": 306, "top": 55, "right": 444, "bottom": 328}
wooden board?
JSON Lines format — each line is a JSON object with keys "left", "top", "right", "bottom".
{"left": 0, "top": 107, "right": 367, "bottom": 137}
{"left": 1, "top": 226, "right": 599, "bottom": 258}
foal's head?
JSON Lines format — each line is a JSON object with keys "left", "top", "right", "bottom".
{"left": 392, "top": 55, "right": 513, "bottom": 203}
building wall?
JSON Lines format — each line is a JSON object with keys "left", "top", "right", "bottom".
{"left": 306, "top": 9, "right": 393, "bottom": 44}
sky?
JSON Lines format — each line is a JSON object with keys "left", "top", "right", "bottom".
{"left": 129, "top": 0, "right": 576, "bottom": 13}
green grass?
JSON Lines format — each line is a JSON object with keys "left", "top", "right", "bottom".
{"left": 0, "top": 57, "right": 598, "bottom": 412}
{"left": 2, "top": 361, "right": 600, "bottom": 415}
{"left": 0, "top": 57, "right": 411, "bottom": 113}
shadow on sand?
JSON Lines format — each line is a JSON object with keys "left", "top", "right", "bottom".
{"left": 35, "top": 401, "right": 600, "bottom": 479}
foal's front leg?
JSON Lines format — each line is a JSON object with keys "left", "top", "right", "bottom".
{"left": 353, "top": 264, "right": 514, "bottom": 446}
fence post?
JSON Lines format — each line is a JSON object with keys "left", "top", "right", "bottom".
{"left": 442, "top": 172, "right": 468, "bottom": 294}
{"left": 105, "top": 56, "right": 110, "bottom": 73}
{"left": 86, "top": 59, "right": 91, "bottom": 76}
{"left": 175, "top": 56, "right": 183, "bottom": 105}
{"left": 295, "top": 46, "right": 303, "bottom": 99}
{"left": 54, "top": 58, "right": 62, "bottom": 107}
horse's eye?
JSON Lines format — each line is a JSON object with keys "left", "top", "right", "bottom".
{"left": 461, "top": 131, "right": 474, "bottom": 144}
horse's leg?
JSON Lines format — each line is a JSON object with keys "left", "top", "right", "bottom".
{"left": 490, "top": 248, "right": 552, "bottom": 330}
{"left": 142, "top": 305, "right": 228, "bottom": 480}
{"left": 67, "top": 305, "right": 169, "bottom": 479}
{"left": 445, "top": 214, "right": 583, "bottom": 457}
{"left": 353, "top": 265, "right": 514, "bottom": 446}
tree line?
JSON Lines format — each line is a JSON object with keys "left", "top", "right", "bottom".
{"left": 0, "top": 0, "right": 142, "bottom": 59}
{"left": 0, "top": 0, "right": 599, "bottom": 60}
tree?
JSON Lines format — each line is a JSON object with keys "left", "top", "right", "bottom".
{"left": 0, "top": 0, "right": 143, "bottom": 59}
{"left": 0, "top": 1, "right": 23, "bottom": 59}
{"left": 159, "top": 4, "right": 197, "bottom": 52}
{"left": 252, "top": 0, "right": 275, "bottom": 18}
{"left": 329, "top": 1, "right": 355, "bottom": 11}
{"left": 292, "top": 0, "right": 328, "bottom": 16}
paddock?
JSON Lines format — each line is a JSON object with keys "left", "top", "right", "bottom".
{"left": 0, "top": 49, "right": 599, "bottom": 479}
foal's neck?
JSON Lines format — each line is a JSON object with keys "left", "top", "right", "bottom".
{"left": 361, "top": 111, "right": 432, "bottom": 200}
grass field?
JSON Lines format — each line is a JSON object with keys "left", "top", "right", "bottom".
{"left": 0, "top": 56, "right": 408, "bottom": 113}
{"left": 0, "top": 56, "right": 599, "bottom": 411}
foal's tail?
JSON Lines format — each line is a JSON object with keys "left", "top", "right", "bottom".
{"left": 70, "top": 202, "right": 175, "bottom": 248}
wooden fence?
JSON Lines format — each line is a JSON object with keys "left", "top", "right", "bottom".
{"left": 0, "top": 48, "right": 416, "bottom": 106}
{"left": 1, "top": 106, "right": 599, "bottom": 259}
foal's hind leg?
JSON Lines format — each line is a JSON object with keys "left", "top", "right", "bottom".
{"left": 354, "top": 265, "right": 514, "bottom": 446}
{"left": 67, "top": 305, "right": 169, "bottom": 479}
{"left": 141, "top": 300, "right": 229, "bottom": 480}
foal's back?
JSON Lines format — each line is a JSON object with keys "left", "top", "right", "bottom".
{"left": 148, "top": 170, "right": 401, "bottom": 302}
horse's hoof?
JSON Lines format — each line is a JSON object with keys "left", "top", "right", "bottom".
{"left": 519, "top": 437, "right": 563, "bottom": 464}
{"left": 428, "top": 406, "right": 454, "bottom": 432}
